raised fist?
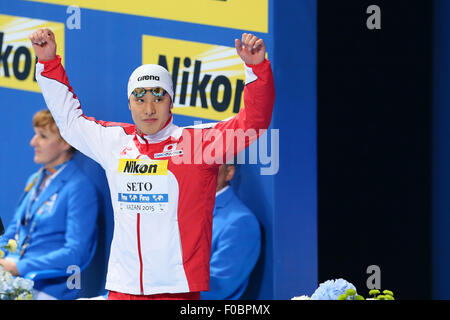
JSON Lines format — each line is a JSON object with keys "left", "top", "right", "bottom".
{"left": 29, "top": 28, "right": 57, "bottom": 62}
{"left": 235, "top": 33, "right": 266, "bottom": 66}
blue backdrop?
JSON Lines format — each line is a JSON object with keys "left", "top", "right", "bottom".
{"left": 0, "top": 0, "right": 317, "bottom": 299}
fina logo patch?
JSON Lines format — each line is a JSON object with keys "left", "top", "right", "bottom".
{"left": 154, "top": 143, "right": 183, "bottom": 158}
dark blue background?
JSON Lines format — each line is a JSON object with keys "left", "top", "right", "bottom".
{"left": 432, "top": 0, "right": 450, "bottom": 300}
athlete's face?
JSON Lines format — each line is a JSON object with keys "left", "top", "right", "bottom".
{"left": 129, "top": 88, "right": 173, "bottom": 135}
{"left": 30, "top": 125, "right": 71, "bottom": 167}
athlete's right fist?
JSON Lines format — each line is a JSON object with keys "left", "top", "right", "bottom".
{"left": 29, "top": 28, "right": 57, "bottom": 62}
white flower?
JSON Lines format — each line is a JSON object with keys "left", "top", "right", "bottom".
{"left": 291, "top": 295, "right": 310, "bottom": 300}
{"left": 0, "top": 266, "right": 34, "bottom": 300}
{"left": 310, "top": 278, "right": 357, "bottom": 300}
{"left": 12, "top": 277, "right": 34, "bottom": 292}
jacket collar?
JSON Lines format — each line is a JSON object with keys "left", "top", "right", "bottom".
{"left": 135, "top": 115, "right": 179, "bottom": 144}
{"left": 30, "top": 159, "right": 77, "bottom": 213}
{"left": 214, "top": 185, "right": 235, "bottom": 214}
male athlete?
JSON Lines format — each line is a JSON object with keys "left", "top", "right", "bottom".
{"left": 29, "top": 28, "right": 275, "bottom": 300}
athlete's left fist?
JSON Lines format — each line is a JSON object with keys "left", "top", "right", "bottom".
{"left": 235, "top": 33, "right": 266, "bottom": 66}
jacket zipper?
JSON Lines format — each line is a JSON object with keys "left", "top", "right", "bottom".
{"left": 136, "top": 212, "right": 144, "bottom": 294}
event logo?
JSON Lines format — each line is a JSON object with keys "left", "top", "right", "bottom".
{"left": 0, "top": 14, "right": 64, "bottom": 92}
{"left": 142, "top": 35, "right": 246, "bottom": 121}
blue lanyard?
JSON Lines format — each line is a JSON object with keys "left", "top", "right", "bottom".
{"left": 15, "top": 168, "right": 47, "bottom": 256}
{"left": 23, "top": 168, "right": 47, "bottom": 226}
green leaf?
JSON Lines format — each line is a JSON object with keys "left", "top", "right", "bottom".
{"left": 384, "top": 295, "right": 395, "bottom": 300}
{"left": 383, "top": 290, "right": 394, "bottom": 297}
{"left": 369, "top": 289, "right": 380, "bottom": 296}
{"left": 376, "top": 295, "right": 386, "bottom": 300}
{"left": 338, "top": 294, "right": 348, "bottom": 300}
{"left": 345, "top": 289, "right": 357, "bottom": 296}
{"left": 355, "top": 295, "right": 365, "bottom": 300}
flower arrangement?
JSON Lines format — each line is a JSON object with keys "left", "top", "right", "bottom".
{"left": 0, "top": 239, "right": 17, "bottom": 258}
{"left": 367, "top": 289, "right": 395, "bottom": 300}
{"left": 291, "top": 278, "right": 395, "bottom": 300}
{"left": 0, "top": 239, "right": 34, "bottom": 300}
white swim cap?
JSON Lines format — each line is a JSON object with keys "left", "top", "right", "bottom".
{"left": 127, "top": 64, "right": 174, "bottom": 101}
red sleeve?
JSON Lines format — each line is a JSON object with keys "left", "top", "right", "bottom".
{"left": 201, "top": 59, "right": 276, "bottom": 165}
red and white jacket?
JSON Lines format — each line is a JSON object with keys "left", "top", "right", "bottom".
{"left": 36, "top": 56, "right": 275, "bottom": 295}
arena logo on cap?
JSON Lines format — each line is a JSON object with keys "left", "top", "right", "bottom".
{"left": 0, "top": 14, "right": 65, "bottom": 93}
{"left": 143, "top": 35, "right": 247, "bottom": 121}
{"left": 137, "top": 75, "right": 160, "bottom": 81}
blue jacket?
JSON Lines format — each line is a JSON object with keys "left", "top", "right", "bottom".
{"left": 201, "top": 186, "right": 261, "bottom": 300}
{"left": 0, "top": 159, "right": 98, "bottom": 300}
